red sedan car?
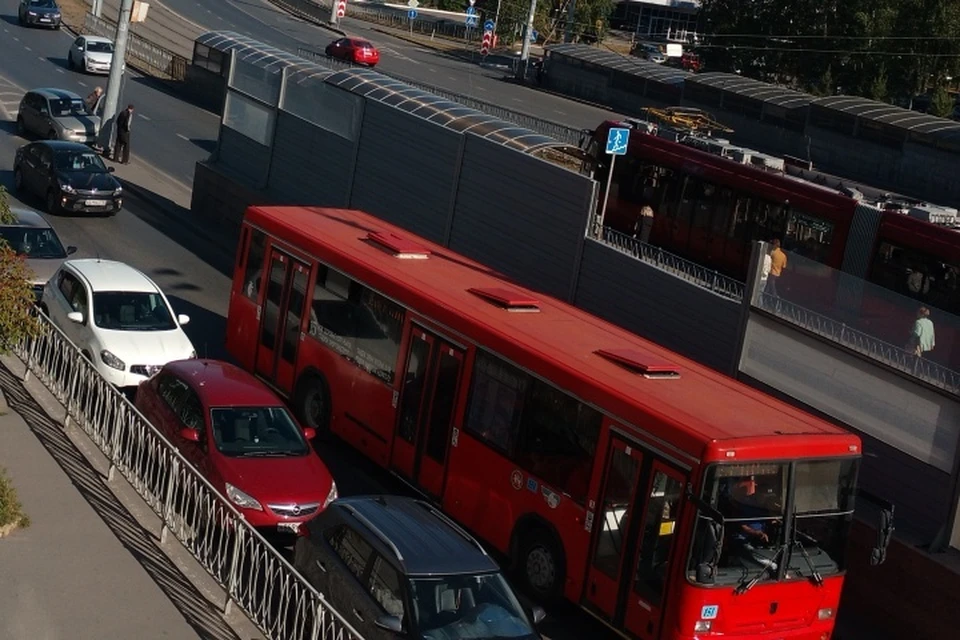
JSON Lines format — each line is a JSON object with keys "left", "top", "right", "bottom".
{"left": 134, "top": 359, "right": 338, "bottom": 535}
{"left": 324, "top": 37, "right": 380, "bottom": 66}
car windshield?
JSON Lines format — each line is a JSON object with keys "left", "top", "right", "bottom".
{"left": 409, "top": 574, "right": 537, "bottom": 640}
{"left": 30, "top": 0, "right": 57, "bottom": 7}
{"left": 92, "top": 291, "right": 177, "bottom": 331}
{"left": 86, "top": 41, "right": 113, "bottom": 53}
{"left": 0, "top": 226, "right": 66, "bottom": 259}
{"left": 49, "top": 97, "right": 90, "bottom": 118}
{"left": 55, "top": 150, "right": 108, "bottom": 173}
{"left": 687, "top": 459, "right": 858, "bottom": 588}
{"left": 210, "top": 407, "right": 310, "bottom": 457}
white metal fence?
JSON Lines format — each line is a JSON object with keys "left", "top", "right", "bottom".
{"left": 13, "top": 312, "right": 363, "bottom": 640}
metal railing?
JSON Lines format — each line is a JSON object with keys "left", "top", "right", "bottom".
{"left": 84, "top": 13, "right": 188, "bottom": 81}
{"left": 756, "top": 293, "right": 960, "bottom": 396}
{"left": 296, "top": 47, "right": 582, "bottom": 146}
{"left": 12, "top": 312, "right": 362, "bottom": 640}
{"left": 599, "top": 226, "right": 746, "bottom": 301}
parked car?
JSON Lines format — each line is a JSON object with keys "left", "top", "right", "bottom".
{"left": 14, "top": 141, "right": 123, "bottom": 215}
{"left": 325, "top": 38, "right": 380, "bottom": 67}
{"left": 135, "top": 359, "right": 336, "bottom": 534}
{"left": 16, "top": 88, "right": 100, "bottom": 144}
{"left": 39, "top": 259, "right": 196, "bottom": 390}
{"left": 294, "top": 495, "right": 545, "bottom": 639}
{"left": 0, "top": 207, "right": 76, "bottom": 300}
{"left": 68, "top": 35, "right": 121, "bottom": 75}
{"left": 17, "top": 0, "right": 61, "bottom": 29}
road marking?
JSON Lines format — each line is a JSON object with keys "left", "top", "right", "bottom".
{"left": 56, "top": 68, "right": 64, "bottom": 74}
{"left": 176, "top": 133, "right": 190, "bottom": 142}
{"left": 475, "top": 86, "right": 488, "bottom": 91}
{"left": 513, "top": 98, "right": 523, "bottom": 102}
{"left": 78, "top": 81, "right": 87, "bottom": 86}
{"left": 140, "top": 114, "right": 151, "bottom": 121}
{"left": 555, "top": 110, "right": 566, "bottom": 115}
{"left": 448, "top": 76, "right": 456, "bottom": 80}
{"left": 13, "top": 37, "right": 19, "bottom": 42}
{"left": 24, "top": 46, "right": 32, "bottom": 52}
{"left": 38, "top": 56, "right": 45, "bottom": 61}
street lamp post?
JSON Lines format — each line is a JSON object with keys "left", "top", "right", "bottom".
{"left": 97, "top": 0, "right": 134, "bottom": 155}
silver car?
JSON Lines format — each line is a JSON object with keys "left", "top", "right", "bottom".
{"left": 0, "top": 207, "right": 77, "bottom": 300}
{"left": 16, "top": 88, "right": 101, "bottom": 144}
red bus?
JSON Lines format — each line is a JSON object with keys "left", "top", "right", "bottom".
{"left": 226, "top": 205, "right": 890, "bottom": 639}
{"left": 587, "top": 119, "right": 960, "bottom": 368}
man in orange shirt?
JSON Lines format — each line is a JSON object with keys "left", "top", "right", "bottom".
{"left": 766, "top": 239, "right": 787, "bottom": 296}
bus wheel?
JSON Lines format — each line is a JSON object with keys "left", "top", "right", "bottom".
{"left": 519, "top": 529, "right": 565, "bottom": 603}
{"left": 294, "top": 374, "right": 331, "bottom": 439}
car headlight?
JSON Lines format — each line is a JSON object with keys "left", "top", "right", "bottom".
{"left": 113, "top": 187, "right": 123, "bottom": 196}
{"left": 27, "top": 11, "right": 37, "bottom": 16}
{"left": 100, "top": 350, "right": 125, "bottom": 371}
{"left": 52, "top": 12, "right": 60, "bottom": 17}
{"left": 226, "top": 483, "right": 263, "bottom": 511}
{"left": 323, "top": 481, "right": 338, "bottom": 509}
{"left": 60, "top": 183, "right": 76, "bottom": 194}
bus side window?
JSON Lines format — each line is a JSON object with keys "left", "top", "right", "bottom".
{"left": 464, "top": 351, "right": 526, "bottom": 454}
{"left": 242, "top": 229, "right": 267, "bottom": 301}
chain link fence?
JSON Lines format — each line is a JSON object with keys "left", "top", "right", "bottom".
{"left": 12, "top": 311, "right": 363, "bottom": 640}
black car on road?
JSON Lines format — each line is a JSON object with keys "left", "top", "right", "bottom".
{"left": 294, "top": 495, "right": 544, "bottom": 640}
{"left": 18, "top": 0, "right": 62, "bottom": 28}
{"left": 14, "top": 141, "right": 123, "bottom": 215}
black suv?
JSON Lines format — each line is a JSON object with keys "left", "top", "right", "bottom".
{"left": 294, "top": 496, "right": 544, "bottom": 639}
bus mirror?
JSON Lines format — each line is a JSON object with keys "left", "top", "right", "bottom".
{"left": 871, "top": 506, "right": 895, "bottom": 566}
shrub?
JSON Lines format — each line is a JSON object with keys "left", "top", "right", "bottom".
{"left": 0, "top": 185, "right": 41, "bottom": 354}
{"left": 0, "top": 466, "right": 30, "bottom": 529}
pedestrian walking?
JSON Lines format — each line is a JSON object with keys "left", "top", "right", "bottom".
{"left": 765, "top": 239, "right": 787, "bottom": 297}
{"left": 114, "top": 104, "right": 134, "bottom": 164}
{"left": 84, "top": 86, "right": 103, "bottom": 113}
{"left": 907, "top": 306, "right": 936, "bottom": 357}
{"left": 634, "top": 205, "right": 655, "bottom": 244}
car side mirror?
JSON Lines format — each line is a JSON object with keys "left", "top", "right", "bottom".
{"left": 177, "top": 314, "right": 191, "bottom": 326}
{"left": 66, "top": 311, "right": 84, "bottom": 324}
{"left": 107, "top": 166, "right": 115, "bottom": 173}
{"left": 302, "top": 427, "right": 317, "bottom": 440}
{"left": 531, "top": 606, "right": 546, "bottom": 625}
{"left": 374, "top": 615, "right": 403, "bottom": 633}
{"left": 179, "top": 427, "right": 201, "bottom": 442}
{"left": 66, "top": 246, "right": 77, "bottom": 255}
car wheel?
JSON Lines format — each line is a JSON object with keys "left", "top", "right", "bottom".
{"left": 13, "top": 168, "right": 23, "bottom": 192}
{"left": 46, "top": 190, "right": 61, "bottom": 214}
{"left": 294, "top": 373, "right": 332, "bottom": 439}
{"left": 518, "top": 528, "right": 566, "bottom": 603}
{"left": 16, "top": 116, "right": 25, "bottom": 136}
{"left": 68, "top": 53, "right": 75, "bottom": 69}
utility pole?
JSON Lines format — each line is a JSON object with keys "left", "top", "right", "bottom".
{"left": 515, "top": 0, "right": 537, "bottom": 80}
{"left": 564, "top": 0, "right": 576, "bottom": 43}
{"left": 97, "top": 0, "right": 133, "bottom": 155}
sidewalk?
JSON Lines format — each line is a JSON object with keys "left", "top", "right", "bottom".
{"left": 0, "top": 365, "right": 262, "bottom": 640}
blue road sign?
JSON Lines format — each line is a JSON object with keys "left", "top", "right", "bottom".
{"left": 530, "top": 29, "right": 538, "bottom": 41}
{"left": 408, "top": 8, "right": 417, "bottom": 18}
{"left": 466, "top": 6, "right": 476, "bottom": 15}
{"left": 466, "top": 15, "right": 479, "bottom": 27}
{"left": 484, "top": 19, "right": 495, "bottom": 32}
{"left": 606, "top": 127, "right": 630, "bottom": 155}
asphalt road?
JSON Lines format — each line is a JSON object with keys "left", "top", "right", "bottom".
{"left": 0, "top": 0, "right": 219, "bottom": 185}
{"left": 160, "top": 0, "right": 623, "bottom": 128}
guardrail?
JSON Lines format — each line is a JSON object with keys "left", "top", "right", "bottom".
{"left": 13, "top": 311, "right": 362, "bottom": 640}
{"left": 297, "top": 47, "right": 582, "bottom": 146}
{"left": 84, "top": 12, "right": 188, "bottom": 81}
{"left": 600, "top": 226, "right": 746, "bottom": 301}
{"left": 757, "top": 294, "right": 960, "bottom": 397}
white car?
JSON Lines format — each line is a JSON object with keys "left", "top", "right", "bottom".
{"left": 40, "top": 259, "right": 196, "bottom": 390}
{"left": 67, "top": 35, "right": 121, "bottom": 75}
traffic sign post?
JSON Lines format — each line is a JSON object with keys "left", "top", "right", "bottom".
{"left": 465, "top": 6, "right": 478, "bottom": 28}
{"left": 332, "top": 0, "right": 346, "bottom": 24}
{"left": 408, "top": 8, "right": 417, "bottom": 30}
{"left": 596, "top": 127, "right": 631, "bottom": 235}
{"left": 484, "top": 19, "right": 495, "bottom": 32}
{"left": 480, "top": 28, "right": 492, "bottom": 56}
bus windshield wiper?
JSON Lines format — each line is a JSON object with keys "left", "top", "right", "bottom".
{"left": 734, "top": 542, "right": 788, "bottom": 595}
{"left": 792, "top": 530, "right": 824, "bottom": 586}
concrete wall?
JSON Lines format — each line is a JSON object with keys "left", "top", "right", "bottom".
{"left": 574, "top": 239, "right": 742, "bottom": 373}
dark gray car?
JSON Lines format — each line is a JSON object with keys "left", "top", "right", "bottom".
{"left": 0, "top": 207, "right": 76, "bottom": 300}
{"left": 294, "top": 495, "right": 544, "bottom": 640}
{"left": 17, "top": 89, "right": 101, "bottom": 145}
{"left": 17, "top": 0, "right": 61, "bottom": 28}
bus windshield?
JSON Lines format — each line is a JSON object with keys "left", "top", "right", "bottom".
{"left": 687, "top": 458, "right": 858, "bottom": 588}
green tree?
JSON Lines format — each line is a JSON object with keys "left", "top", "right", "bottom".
{"left": 930, "top": 83, "right": 955, "bottom": 118}
{"left": 0, "top": 185, "right": 41, "bottom": 355}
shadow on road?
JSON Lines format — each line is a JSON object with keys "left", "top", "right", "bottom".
{"left": 166, "top": 294, "right": 229, "bottom": 361}
{"left": 45, "top": 56, "right": 71, "bottom": 70}
{"left": 0, "top": 365, "right": 243, "bottom": 640}
{"left": 127, "top": 75, "right": 220, "bottom": 115}
{"left": 0, "top": 120, "right": 17, "bottom": 136}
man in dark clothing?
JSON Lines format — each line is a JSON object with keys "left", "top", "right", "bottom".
{"left": 114, "top": 104, "right": 134, "bottom": 164}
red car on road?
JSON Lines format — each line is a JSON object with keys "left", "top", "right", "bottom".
{"left": 134, "top": 359, "right": 338, "bottom": 535}
{"left": 324, "top": 37, "right": 380, "bottom": 67}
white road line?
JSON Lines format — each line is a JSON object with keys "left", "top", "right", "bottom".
{"left": 512, "top": 98, "right": 522, "bottom": 102}
{"left": 176, "top": 133, "right": 190, "bottom": 142}
{"left": 38, "top": 56, "right": 45, "bottom": 61}
{"left": 448, "top": 76, "right": 456, "bottom": 81}
{"left": 24, "top": 46, "right": 32, "bottom": 52}
{"left": 78, "top": 81, "right": 87, "bottom": 86}
{"left": 554, "top": 110, "right": 566, "bottom": 115}
{"left": 13, "top": 37, "right": 19, "bottom": 42}
{"left": 475, "top": 86, "right": 488, "bottom": 91}
{"left": 56, "top": 68, "right": 64, "bottom": 73}
{"left": 140, "top": 114, "right": 151, "bottom": 121}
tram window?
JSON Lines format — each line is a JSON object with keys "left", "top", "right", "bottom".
{"left": 869, "top": 241, "right": 960, "bottom": 314}
{"left": 784, "top": 211, "right": 834, "bottom": 262}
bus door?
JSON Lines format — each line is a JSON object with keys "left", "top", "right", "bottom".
{"left": 255, "top": 249, "right": 311, "bottom": 395}
{"left": 391, "top": 326, "right": 466, "bottom": 499}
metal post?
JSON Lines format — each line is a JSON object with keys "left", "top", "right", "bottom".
{"left": 564, "top": 0, "right": 576, "bottom": 43}
{"left": 492, "top": 0, "right": 503, "bottom": 41}
{"left": 330, "top": 1, "right": 340, "bottom": 27}
{"left": 515, "top": 0, "right": 537, "bottom": 80}
{"left": 97, "top": 0, "right": 133, "bottom": 154}
{"left": 596, "top": 154, "right": 616, "bottom": 236}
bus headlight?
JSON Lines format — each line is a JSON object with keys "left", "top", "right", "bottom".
{"left": 817, "top": 607, "right": 835, "bottom": 620}
{"left": 694, "top": 620, "right": 712, "bottom": 632}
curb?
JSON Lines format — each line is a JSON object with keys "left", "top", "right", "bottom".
{"left": 263, "top": 0, "right": 347, "bottom": 37}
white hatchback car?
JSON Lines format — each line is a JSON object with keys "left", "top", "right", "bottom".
{"left": 40, "top": 259, "right": 196, "bottom": 389}
{"left": 67, "top": 35, "right": 120, "bottom": 75}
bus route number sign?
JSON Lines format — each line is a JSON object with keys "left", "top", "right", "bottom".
{"left": 701, "top": 604, "right": 719, "bottom": 620}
